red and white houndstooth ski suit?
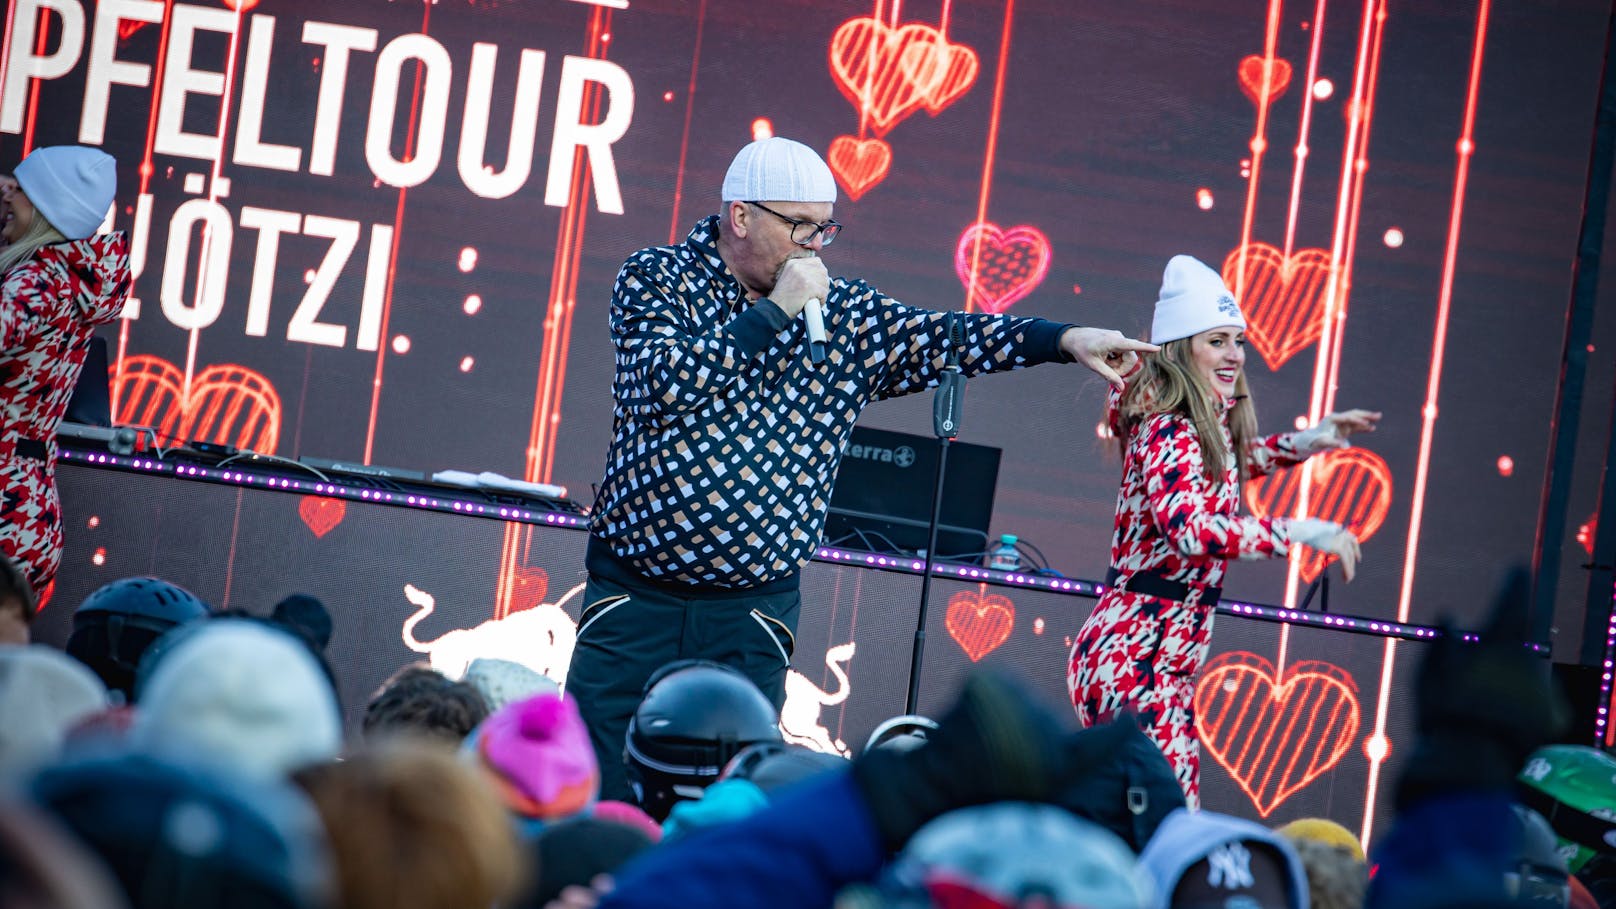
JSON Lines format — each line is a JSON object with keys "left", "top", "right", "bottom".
{"left": 1067, "top": 385, "right": 1307, "bottom": 807}
{"left": 0, "top": 233, "right": 130, "bottom": 595}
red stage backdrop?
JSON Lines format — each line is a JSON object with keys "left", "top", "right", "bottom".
{"left": 6, "top": 0, "right": 1615, "bottom": 845}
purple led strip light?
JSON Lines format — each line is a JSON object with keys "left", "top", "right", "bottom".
{"left": 65, "top": 446, "right": 1475, "bottom": 645}
{"left": 812, "top": 544, "right": 1458, "bottom": 643}
{"left": 1596, "top": 579, "right": 1616, "bottom": 747}
{"left": 61, "top": 450, "right": 589, "bottom": 530}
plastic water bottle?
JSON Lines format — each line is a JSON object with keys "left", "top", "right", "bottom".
{"left": 988, "top": 534, "right": 1022, "bottom": 571}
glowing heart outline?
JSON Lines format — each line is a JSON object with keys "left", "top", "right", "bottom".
{"left": 954, "top": 222, "right": 1052, "bottom": 314}
{"left": 112, "top": 354, "right": 283, "bottom": 454}
{"left": 1221, "top": 243, "right": 1334, "bottom": 371}
{"left": 1194, "top": 651, "right": 1360, "bottom": 818}
{"left": 901, "top": 36, "right": 979, "bottom": 115}
{"left": 829, "top": 17, "right": 971, "bottom": 137}
{"left": 1238, "top": 54, "right": 1293, "bottom": 105}
{"left": 828, "top": 135, "right": 893, "bottom": 200}
{"left": 945, "top": 589, "right": 1015, "bottom": 662}
{"left": 1245, "top": 447, "right": 1393, "bottom": 582}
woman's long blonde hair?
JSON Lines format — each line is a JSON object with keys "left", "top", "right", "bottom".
{"left": 0, "top": 207, "right": 67, "bottom": 275}
{"left": 1114, "top": 336, "right": 1257, "bottom": 483}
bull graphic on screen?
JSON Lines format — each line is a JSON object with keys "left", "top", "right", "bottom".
{"left": 779, "top": 641, "right": 857, "bottom": 756}
{"left": 400, "top": 582, "right": 584, "bottom": 687}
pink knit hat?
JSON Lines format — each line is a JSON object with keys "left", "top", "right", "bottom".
{"left": 477, "top": 692, "right": 598, "bottom": 821}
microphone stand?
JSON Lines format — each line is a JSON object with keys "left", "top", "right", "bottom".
{"left": 1298, "top": 571, "right": 1331, "bottom": 613}
{"left": 906, "top": 313, "right": 965, "bottom": 716}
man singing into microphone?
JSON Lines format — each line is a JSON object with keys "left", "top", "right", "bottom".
{"left": 572, "top": 137, "right": 1155, "bottom": 800}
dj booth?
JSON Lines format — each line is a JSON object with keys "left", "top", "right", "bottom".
{"left": 27, "top": 433, "right": 1440, "bottom": 839}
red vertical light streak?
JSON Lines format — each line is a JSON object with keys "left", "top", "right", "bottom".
{"left": 20, "top": 10, "right": 48, "bottom": 155}
{"left": 1277, "top": 0, "right": 1380, "bottom": 659}
{"left": 526, "top": 7, "right": 609, "bottom": 487}
{"left": 0, "top": 0, "right": 19, "bottom": 149}
{"left": 1282, "top": 0, "right": 1328, "bottom": 259}
{"left": 362, "top": 2, "right": 434, "bottom": 464}
{"left": 1362, "top": 0, "right": 1491, "bottom": 848}
{"left": 181, "top": 2, "right": 248, "bottom": 399}
{"left": 1233, "top": 0, "right": 1285, "bottom": 299}
{"left": 540, "top": 74, "right": 605, "bottom": 477}
{"left": 498, "top": 8, "right": 610, "bottom": 617}
{"left": 136, "top": 1, "right": 179, "bottom": 198}
{"left": 666, "top": 0, "right": 707, "bottom": 245}
{"left": 857, "top": 0, "right": 886, "bottom": 140}
{"left": 114, "top": 0, "right": 178, "bottom": 416}
{"left": 1326, "top": 0, "right": 1387, "bottom": 404}
{"left": 962, "top": 0, "right": 1015, "bottom": 313}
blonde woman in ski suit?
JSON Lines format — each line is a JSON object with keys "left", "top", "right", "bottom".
{"left": 1067, "top": 255, "right": 1379, "bottom": 807}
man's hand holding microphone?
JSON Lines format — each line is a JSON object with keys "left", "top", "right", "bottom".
{"left": 771, "top": 255, "right": 831, "bottom": 364}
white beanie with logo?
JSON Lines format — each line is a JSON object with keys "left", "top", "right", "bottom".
{"left": 721, "top": 137, "right": 836, "bottom": 204}
{"left": 1151, "top": 255, "right": 1247, "bottom": 345}
{"left": 14, "top": 145, "right": 116, "bottom": 240}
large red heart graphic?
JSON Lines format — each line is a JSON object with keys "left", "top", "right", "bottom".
{"left": 828, "top": 135, "right": 892, "bottom": 201}
{"left": 298, "top": 496, "right": 346, "bottom": 538}
{"left": 1194, "top": 652, "right": 1360, "bottom": 817}
{"left": 945, "top": 589, "right": 1015, "bottom": 662}
{"left": 902, "top": 36, "right": 979, "bottom": 115}
{"left": 1245, "top": 447, "right": 1393, "bottom": 582}
{"left": 112, "top": 354, "right": 282, "bottom": 454}
{"left": 1237, "top": 54, "right": 1292, "bottom": 105}
{"left": 829, "top": 17, "right": 951, "bottom": 136}
{"left": 954, "top": 222, "right": 1052, "bottom": 314}
{"left": 1221, "top": 244, "right": 1333, "bottom": 371}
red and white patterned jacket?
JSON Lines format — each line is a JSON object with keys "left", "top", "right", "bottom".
{"left": 0, "top": 233, "right": 131, "bottom": 591}
{"left": 1106, "top": 383, "right": 1305, "bottom": 588}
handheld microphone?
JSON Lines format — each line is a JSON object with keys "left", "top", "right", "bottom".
{"left": 804, "top": 297, "right": 827, "bottom": 365}
{"left": 932, "top": 313, "right": 965, "bottom": 439}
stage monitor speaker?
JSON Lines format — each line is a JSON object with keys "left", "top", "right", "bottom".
{"left": 825, "top": 425, "right": 1000, "bottom": 563}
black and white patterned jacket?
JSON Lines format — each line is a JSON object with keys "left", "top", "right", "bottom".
{"left": 587, "top": 216, "right": 1072, "bottom": 589}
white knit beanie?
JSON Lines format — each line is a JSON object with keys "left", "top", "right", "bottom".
{"left": 721, "top": 137, "right": 836, "bottom": 204}
{"left": 131, "top": 620, "right": 342, "bottom": 780}
{"left": 462, "top": 657, "right": 559, "bottom": 712}
{"left": 1151, "top": 255, "right": 1247, "bottom": 344}
{"left": 0, "top": 645, "right": 109, "bottom": 780}
{"left": 14, "top": 145, "right": 116, "bottom": 240}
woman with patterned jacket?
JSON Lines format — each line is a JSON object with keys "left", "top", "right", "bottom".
{"left": 1067, "top": 255, "right": 1378, "bottom": 807}
{"left": 0, "top": 146, "right": 128, "bottom": 600}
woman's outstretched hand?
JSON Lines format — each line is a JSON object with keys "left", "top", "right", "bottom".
{"left": 1294, "top": 409, "right": 1382, "bottom": 454}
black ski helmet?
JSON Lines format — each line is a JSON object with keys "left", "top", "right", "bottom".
{"left": 623, "top": 660, "right": 781, "bottom": 821}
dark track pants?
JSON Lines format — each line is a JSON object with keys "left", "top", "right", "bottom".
{"left": 566, "top": 571, "right": 800, "bottom": 802}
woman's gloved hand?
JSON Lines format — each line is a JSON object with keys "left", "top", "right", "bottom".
{"left": 1287, "top": 517, "right": 1362, "bottom": 581}
{"left": 1292, "top": 409, "right": 1382, "bottom": 455}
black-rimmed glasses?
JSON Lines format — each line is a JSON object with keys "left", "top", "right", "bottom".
{"left": 747, "top": 201, "right": 842, "bottom": 247}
